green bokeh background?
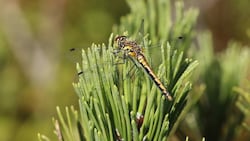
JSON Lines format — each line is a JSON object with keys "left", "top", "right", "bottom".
{"left": 0, "top": 0, "right": 249, "bottom": 141}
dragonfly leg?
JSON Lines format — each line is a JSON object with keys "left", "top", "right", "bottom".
{"left": 125, "top": 64, "right": 138, "bottom": 79}
{"left": 112, "top": 50, "right": 130, "bottom": 65}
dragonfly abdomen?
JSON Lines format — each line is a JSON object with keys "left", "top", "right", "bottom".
{"left": 137, "top": 54, "right": 173, "bottom": 101}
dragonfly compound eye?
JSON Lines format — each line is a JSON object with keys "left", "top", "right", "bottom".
{"left": 115, "top": 35, "right": 127, "bottom": 41}
{"left": 115, "top": 36, "right": 127, "bottom": 48}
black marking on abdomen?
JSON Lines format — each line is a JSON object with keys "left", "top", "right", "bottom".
{"left": 136, "top": 54, "right": 172, "bottom": 100}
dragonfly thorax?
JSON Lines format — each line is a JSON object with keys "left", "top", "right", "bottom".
{"left": 115, "top": 35, "right": 142, "bottom": 56}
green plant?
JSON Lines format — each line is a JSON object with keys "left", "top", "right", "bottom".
{"left": 39, "top": 0, "right": 200, "bottom": 140}
{"left": 232, "top": 81, "right": 250, "bottom": 140}
{"left": 180, "top": 31, "right": 250, "bottom": 141}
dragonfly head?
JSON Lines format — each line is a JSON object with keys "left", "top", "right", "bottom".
{"left": 115, "top": 35, "right": 127, "bottom": 48}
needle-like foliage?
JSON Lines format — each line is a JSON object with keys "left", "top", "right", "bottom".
{"left": 39, "top": 0, "right": 200, "bottom": 140}
{"left": 71, "top": 31, "right": 198, "bottom": 140}
{"left": 181, "top": 31, "right": 250, "bottom": 141}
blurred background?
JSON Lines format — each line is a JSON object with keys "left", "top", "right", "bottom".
{"left": 0, "top": 0, "right": 249, "bottom": 141}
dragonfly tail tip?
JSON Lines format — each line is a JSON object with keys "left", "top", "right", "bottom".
{"left": 166, "top": 95, "right": 173, "bottom": 101}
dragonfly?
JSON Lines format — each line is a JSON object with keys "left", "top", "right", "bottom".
{"left": 68, "top": 20, "right": 178, "bottom": 101}
{"left": 114, "top": 35, "right": 173, "bottom": 101}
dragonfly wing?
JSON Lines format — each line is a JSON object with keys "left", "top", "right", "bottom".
{"left": 65, "top": 47, "right": 82, "bottom": 63}
{"left": 135, "top": 19, "right": 146, "bottom": 49}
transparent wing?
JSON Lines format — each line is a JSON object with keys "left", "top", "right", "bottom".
{"left": 135, "top": 19, "right": 145, "bottom": 48}
{"left": 65, "top": 46, "right": 82, "bottom": 63}
{"left": 66, "top": 45, "right": 103, "bottom": 63}
{"left": 135, "top": 19, "right": 185, "bottom": 52}
{"left": 66, "top": 46, "right": 135, "bottom": 80}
